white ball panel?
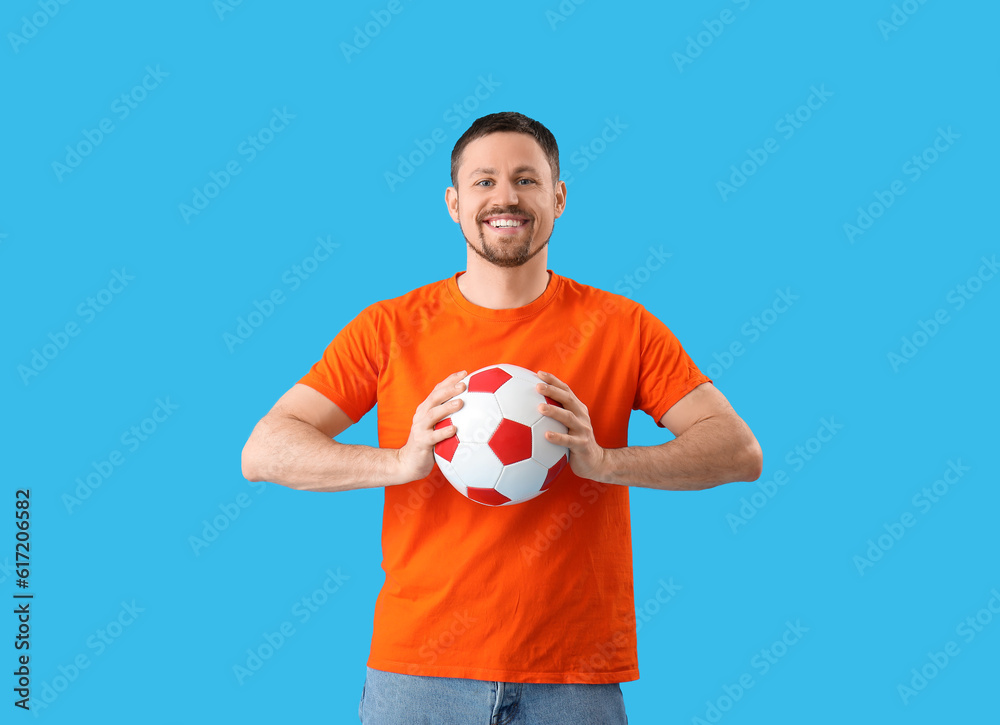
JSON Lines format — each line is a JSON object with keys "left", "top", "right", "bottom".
{"left": 497, "top": 363, "right": 542, "bottom": 384}
{"left": 450, "top": 392, "right": 503, "bottom": 444}
{"left": 495, "top": 458, "right": 548, "bottom": 501}
{"left": 531, "top": 416, "right": 570, "bottom": 467}
{"left": 451, "top": 441, "right": 503, "bottom": 489}
{"left": 493, "top": 378, "right": 544, "bottom": 427}
{"left": 434, "top": 456, "right": 467, "bottom": 498}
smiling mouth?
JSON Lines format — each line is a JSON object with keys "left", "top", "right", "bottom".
{"left": 482, "top": 216, "right": 530, "bottom": 230}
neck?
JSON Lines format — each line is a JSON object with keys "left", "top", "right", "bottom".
{"left": 457, "top": 257, "right": 551, "bottom": 310}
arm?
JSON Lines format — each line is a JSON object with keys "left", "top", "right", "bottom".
{"left": 536, "top": 374, "right": 762, "bottom": 492}
{"left": 241, "top": 384, "right": 400, "bottom": 492}
{"left": 600, "top": 382, "right": 762, "bottom": 491}
{"left": 242, "top": 372, "right": 469, "bottom": 493}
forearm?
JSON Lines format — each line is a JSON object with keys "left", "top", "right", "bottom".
{"left": 242, "top": 414, "right": 402, "bottom": 492}
{"left": 597, "top": 415, "right": 762, "bottom": 491}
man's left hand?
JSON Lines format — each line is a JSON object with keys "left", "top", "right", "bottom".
{"left": 535, "top": 370, "right": 608, "bottom": 483}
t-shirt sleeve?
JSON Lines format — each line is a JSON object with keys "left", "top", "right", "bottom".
{"left": 632, "top": 304, "right": 712, "bottom": 428}
{"left": 296, "top": 304, "right": 380, "bottom": 424}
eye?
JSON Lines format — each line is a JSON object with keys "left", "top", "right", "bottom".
{"left": 475, "top": 179, "right": 493, "bottom": 187}
{"left": 518, "top": 178, "right": 536, "bottom": 185}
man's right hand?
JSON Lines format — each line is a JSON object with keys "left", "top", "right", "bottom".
{"left": 394, "top": 370, "right": 467, "bottom": 485}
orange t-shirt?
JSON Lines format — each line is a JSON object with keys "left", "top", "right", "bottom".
{"left": 298, "top": 269, "right": 710, "bottom": 684}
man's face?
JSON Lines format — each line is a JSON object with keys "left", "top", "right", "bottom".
{"left": 446, "top": 132, "right": 566, "bottom": 269}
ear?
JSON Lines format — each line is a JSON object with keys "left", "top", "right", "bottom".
{"left": 445, "top": 186, "right": 461, "bottom": 223}
{"left": 553, "top": 179, "right": 567, "bottom": 220}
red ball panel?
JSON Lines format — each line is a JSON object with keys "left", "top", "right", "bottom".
{"left": 544, "top": 395, "right": 562, "bottom": 408}
{"left": 488, "top": 418, "right": 533, "bottom": 465}
{"left": 434, "top": 417, "right": 458, "bottom": 462}
{"left": 468, "top": 367, "right": 512, "bottom": 394}
{"left": 539, "top": 454, "right": 568, "bottom": 491}
{"left": 466, "top": 486, "right": 512, "bottom": 506}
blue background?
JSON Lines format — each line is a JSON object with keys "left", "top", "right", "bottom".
{"left": 2, "top": 0, "right": 997, "bottom": 722}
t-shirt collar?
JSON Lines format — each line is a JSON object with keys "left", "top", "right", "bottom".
{"left": 447, "top": 269, "right": 561, "bottom": 321}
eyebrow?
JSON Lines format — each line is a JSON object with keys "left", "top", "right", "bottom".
{"left": 467, "top": 165, "right": 541, "bottom": 179}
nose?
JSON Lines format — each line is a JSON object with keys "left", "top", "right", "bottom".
{"left": 493, "top": 179, "right": 519, "bottom": 206}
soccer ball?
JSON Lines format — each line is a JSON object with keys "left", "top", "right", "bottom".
{"left": 433, "top": 364, "right": 570, "bottom": 506}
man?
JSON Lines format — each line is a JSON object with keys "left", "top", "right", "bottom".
{"left": 242, "top": 112, "right": 762, "bottom": 724}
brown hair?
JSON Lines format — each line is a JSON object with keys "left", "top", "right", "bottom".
{"left": 450, "top": 112, "right": 560, "bottom": 187}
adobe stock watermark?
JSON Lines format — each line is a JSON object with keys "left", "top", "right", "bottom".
{"left": 384, "top": 75, "right": 502, "bottom": 191}
{"left": 571, "top": 577, "right": 682, "bottom": 675}
{"left": 233, "top": 568, "right": 349, "bottom": 685}
{"left": 843, "top": 126, "right": 959, "bottom": 244}
{"left": 340, "top": 0, "right": 408, "bottom": 63}
{"left": 188, "top": 479, "right": 268, "bottom": 556}
{"left": 227, "top": 284, "right": 454, "bottom": 476}
{"left": 0, "top": 558, "right": 16, "bottom": 585}
{"left": 896, "top": 586, "right": 999, "bottom": 705}
{"left": 400, "top": 428, "right": 602, "bottom": 526}
{"left": 561, "top": 116, "right": 628, "bottom": 186}
{"left": 704, "top": 288, "right": 798, "bottom": 381}
{"left": 63, "top": 397, "right": 180, "bottom": 514}
{"left": 554, "top": 297, "right": 622, "bottom": 363}
{"left": 716, "top": 84, "right": 833, "bottom": 202}
{"left": 635, "top": 577, "right": 682, "bottom": 634}
{"left": 407, "top": 609, "right": 479, "bottom": 672}
{"left": 223, "top": 235, "right": 339, "bottom": 353}
{"left": 24, "top": 600, "right": 144, "bottom": 714}
{"left": 878, "top": 0, "right": 930, "bottom": 40}
{"left": 691, "top": 620, "right": 809, "bottom": 724}
{"left": 545, "top": 0, "right": 585, "bottom": 31}
{"left": 887, "top": 255, "right": 996, "bottom": 372}
{"left": 178, "top": 107, "right": 295, "bottom": 224}
{"left": 519, "top": 479, "right": 614, "bottom": 563}
{"left": 51, "top": 65, "right": 168, "bottom": 182}
{"left": 726, "top": 417, "right": 843, "bottom": 533}
{"left": 853, "top": 459, "right": 969, "bottom": 575}
{"left": 613, "top": 245, "right": 672, "bottom": 298}
{"left": 553, "top": 248, "right": 668, "bottom": 363}
{"left": 383, "top": 292, "right": 462, "bottom": 400}
{"left": 672, "top": 0, "right": 752, "bottom": 73}
{"left": 7, "top": 0, "right": 72, "bottom": 54}
{"left": 17, "top": 268, "right": 135, "bottom": 386}
{"left": 394, "top": 466, "right": 451, "bottom": 524}
{"left": 213, "top": 0, "right": 245, "bottom": 21}
{"left": 521, "top": 501, "right": 586, "bottom": 564}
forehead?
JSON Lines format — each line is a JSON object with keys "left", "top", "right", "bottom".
{"left": 458, "top": 132, "right": 549, "bottom": 177}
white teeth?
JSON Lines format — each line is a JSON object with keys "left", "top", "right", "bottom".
{"left": 488, "top": 219, "right": 524, "bottom": 228}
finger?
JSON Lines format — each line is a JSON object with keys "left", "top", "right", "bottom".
{"left": 537, "top": 375, "right": 574, "bottom": 404}
{"left": 433, "top": 421, "right": 458, "bottom": 439}
{"left": 433, "top": 383, "right": 465, "bottom": 408}
{"left": 426, "top": 372, "right": 467, "bottom": 409}
{"left": 536, "top": 380, "right": 566, "bottom": 402}
{"left": 536, "top": 370, "right": 566, "bottom": 388}
{"left": 543, "top": 429, "right": 569, "bottom": 445}
{"left": 432, "top": 397, "right": 463, "bottom": 423}
{"left": 539, "top": 401, "right": 571, "bottom": 424}
{"left": 431, "top": 370, "right": 467, "bottom": 394}
{"left": 537, "top": 383, "right": 577, "bottom": 415}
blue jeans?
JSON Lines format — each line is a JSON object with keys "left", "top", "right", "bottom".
{"left": 358, "top": 666, "right": 629, "bottom": 725}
